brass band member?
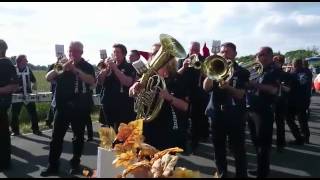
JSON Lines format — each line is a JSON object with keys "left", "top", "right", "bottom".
{"left": 286, "top": 59, "right": 313, "bottom": 144}
{"left": 177, "top": 41, "right": 209, "bottom": 154}
{"left": 0, "top": 39, "right": 18, "bottom": 170}
{"left": 272, "top": 55, "right": 292, "bottom": 152}
{"left": 11, "top": 54, "right": 42, "bottom": 136}
{"left": 97, "top": 44, "right": 136, "bottom": 132}
{"left": 129, "top": 58, "right": 190, "bottom": 150}
{"left": 41, "top": 41, "right": 96, "bottom": 176}
{"left": 204, "top": 42, "right": 249, "bottom": 178}
{"left": 247, "top": 47, "right": 280, "bottom": 178}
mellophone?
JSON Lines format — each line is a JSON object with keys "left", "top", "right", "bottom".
{"left": 12, "top": 92, "right": 102, "bottom": 106}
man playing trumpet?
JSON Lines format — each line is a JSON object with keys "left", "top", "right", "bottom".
{"left": 97, "top": 44, "right": 137, "bottom": 132}
{"left": 41, "top": 41, "right": 96, "bottom": 176}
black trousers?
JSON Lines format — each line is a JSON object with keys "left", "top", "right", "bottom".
{"left": 85, "top": 112, "right": 93, "bottom": 139}
{"left": 48, "top": 105, "right": 88, "bottom": 168}
{"left": 46, "top": 105, "right": 55, "bottom": 126}
{"left": 274, "top": 101, "right": 288, "bottom": 147}
{"left": 247, "top": 108, "right": 273, "bottom": 178}
{"left": 0, "top": 107, "right": 11, "bottom": 169}
{"left": 190, "top": 98, "right": 209, "bottom": 150}
{"left": 102, "top": 103, "right": 135, "bottom": 133}
{"left": 211, "top": 108, "right": 247, "bottom": 178}
{"left": 98, "top": 107, "right": 106, "bottom": 125}
{"left": 286, "top": 105, "right": 309, "bottom": 141}
{"left": 11, "top": 102, "right": 39, "bottom": 133}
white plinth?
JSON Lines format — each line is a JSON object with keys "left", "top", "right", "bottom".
{"left": 96, "top": 147, "right": 124, "bottom": 178}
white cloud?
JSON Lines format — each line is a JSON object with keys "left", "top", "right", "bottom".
{"left": 0, "top": 2, "right": 319, "bottom": 65}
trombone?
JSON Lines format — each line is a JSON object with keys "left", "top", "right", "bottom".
{"left": 202, "top": 54, "right": 234, "bottom": 82}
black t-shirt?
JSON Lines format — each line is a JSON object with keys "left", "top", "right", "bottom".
{"left": 247, "top": 63, "right": 281, "bottom": 111}
{"left": 15, "top": 66, "right": 36, "bottom": 94}
{"left": 206, "top": 62, "right": 250, "bottom": 117}
{"left": 178, "top": 53, "right": 209, "bottom": 105}
{"left": 289, "top": 68, "right": 313, "bottom": 106}
{"left": 0, "top": 57, "right": 18, "bottom": 107}
{"left": 143, "top": 73, "right": 190, "bottom": 150}
{"left": 101, "top": 61, "right": 136, "bottom": 109}
{"left": 55, "top": 58, "right": 95, "bottom": 109}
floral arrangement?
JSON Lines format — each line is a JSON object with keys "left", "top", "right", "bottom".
{"left": 84, "top": 119, "right": 200, "bottom": 178}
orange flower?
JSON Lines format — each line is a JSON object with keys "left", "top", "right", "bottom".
{"left": 113, "top": 119, "right": 144, "bottom": 153}
{"left": 112, "top": 151, "right": 136, "bottom": 168}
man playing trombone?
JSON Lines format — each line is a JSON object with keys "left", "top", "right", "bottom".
{"left": 203, "top": 42, "right": 249, "bottom": 178}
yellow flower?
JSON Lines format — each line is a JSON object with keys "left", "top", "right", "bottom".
{"left": 98, "top": 127, "right": 116, "bottom": 150}
{"left": 112, "top": 151, "right": 136, "bottom": 168}
{"left": 171, "top": 167, "right": 201, "bottom": 178}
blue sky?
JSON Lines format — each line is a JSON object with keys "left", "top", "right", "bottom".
{"left": 0, "top": 2, "right": 320, "bottom": 65}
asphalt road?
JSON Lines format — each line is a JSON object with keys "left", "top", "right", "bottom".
{"left": 1, "top": 95, "right": 320, "bottom": 178}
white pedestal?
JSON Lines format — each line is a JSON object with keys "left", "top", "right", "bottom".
{"left": 96, "top": 147, "right": 124, "bottom": 178}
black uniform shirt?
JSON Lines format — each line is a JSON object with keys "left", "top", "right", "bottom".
{"left": 0, "top": 57, "right": 18, "bottom": 107}
{"left": 143, "top": 73, "right": 189, "bottom": 150}
{"left": 248, "top": 63, "right": 281, "bottom": 111}
{"left": 55, "top": 58, "right": 95, "bottom": 109}
{"left": 206, "top": 62, "right": 250, "bottom": 117}
{"left": 289, "top": 68, "right": 313, "bottom": 106}
{"left": 101, "top": 60, "right": 136, "bottom": 104}
{"left": 16, "top": 66, "right": 36, "bottom": 94}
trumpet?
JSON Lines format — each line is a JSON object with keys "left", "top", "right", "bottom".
{"left": 97, "top": 56, "right": 115, "bottom": 71}
{"left": 188, "top": 54, "right": 202, "bottom": 70}
{"left": 97, "top": 60, "right": 107, "bottom": 71}
{"left": 54, "top": 55, "right": 69, "bottom": 74}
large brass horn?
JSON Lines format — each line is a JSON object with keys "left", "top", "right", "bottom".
{"left": 134, "top": 34, "right": 187, "bottom": 122}
{"left": 240, "top": 60, "right": 263, "bottom": 81}
{"left": 202, "top": 54, "right": 234, "bottom": 82}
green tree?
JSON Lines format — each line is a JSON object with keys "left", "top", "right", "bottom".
{"left": 284, "top": 49, "right": 319, "bottom": 62}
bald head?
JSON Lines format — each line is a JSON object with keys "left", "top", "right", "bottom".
{"left": 257, "top": 46, "right": 273, "bottom": 67}
{"left": 189, "top": 41, "right": 200, "bottom": 55}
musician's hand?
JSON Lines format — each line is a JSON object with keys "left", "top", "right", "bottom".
{"left": 219, "top": 80, "right": 230, "bottom": 90}
{"left": 63, "top": 60, "right": 74, "bottom": 72}
{"left": 100, "top": 68, "right": 111, "bottom": 77}
{"left": 129, "top": 81, "right": 143, "bottom": 97}
{"left": 182, "top": 59, "right": 190, "bottom": 69}
{"left": 158, "top": 89, "right": 172, "bottom": 101}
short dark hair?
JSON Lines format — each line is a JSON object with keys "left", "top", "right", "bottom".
{"left": 273, "top": 55, "right": 285, "bottom": 64}
{"left": 221, "top": 42, "right": 236, "bottom": 52}
{"left": 294, "top": 58, "right": 303, "bottom": 69}
{"left": 113, "top": 43, "right": 127, "bottom": 56}
{"left": 0, "top": 39, "right": 8, "bottom": 52}
{"left": 261, "top": 46, "right": 273, "bottom": 56}
{"left": 131, "top": 49, "right": 140, "bottom": 57}
{"left": 16, "top": 54, "right": 27, "bottom": 63}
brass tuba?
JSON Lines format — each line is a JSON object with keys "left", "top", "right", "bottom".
{"left": 188, "top": 54, "right": 202, "bottom": 70}
{"left": 241, "top": 60, "right": 263, "bottom": 81}
{"left": 202, "top": 54, "right": 234, "bottom": 82}
{"left": 134, "top": 34, "right": 186, "bottom": 122}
